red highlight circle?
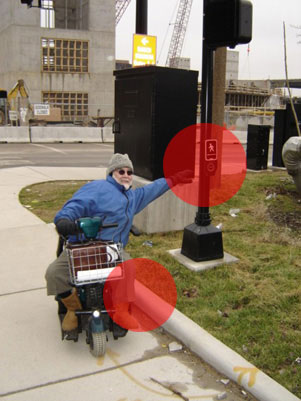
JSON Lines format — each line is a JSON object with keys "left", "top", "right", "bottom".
{"left": 103, "top": 258, "right": 177, "bottom": 332}
{"left": 163, "top": 123, "right": 247, "bottom": 207}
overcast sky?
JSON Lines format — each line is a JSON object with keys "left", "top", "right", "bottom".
{"left": 116, "top": 0, "right": 301, "bottom": 82}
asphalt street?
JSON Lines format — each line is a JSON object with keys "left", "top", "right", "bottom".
{"left": 0, "top": 143, "right": 114, "bottom": 169}
{"left": 0, "top": 142, "right": 275, "bottom": 170}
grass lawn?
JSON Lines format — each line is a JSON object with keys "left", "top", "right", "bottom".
{"left": 19, "top": 170, "right": 301, "bottom": 397}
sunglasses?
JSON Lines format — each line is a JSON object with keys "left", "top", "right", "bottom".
{"left": 118, "top": 169, "right": 133, "bottom": 176}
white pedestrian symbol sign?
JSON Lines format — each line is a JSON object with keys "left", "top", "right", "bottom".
{"left": 205, "top": 139, "right": 218, "bottom": 161}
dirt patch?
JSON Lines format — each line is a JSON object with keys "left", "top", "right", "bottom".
{"left": 265, "top": 185, "right": 301, "bottom": 232}
{"left": 268, "top": 207, "right": 301, "bottom": 231}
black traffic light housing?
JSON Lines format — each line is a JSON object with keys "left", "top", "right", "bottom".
{"left": 204, "top": 0, "right": 252, "bottom": 49}
{"left": 20, "top": 0, "right": 33, "bottom": 5}
{"left": 20, "top": 0, "right": 42, "bottom": 7}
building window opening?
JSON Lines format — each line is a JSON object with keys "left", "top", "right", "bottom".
{"left": 54, "top": 0, "right": 89, "bottom": 30}
{"left": 40, "top": 0, "right": 55, "bottom": 29}
{"left": 42, "top": 38, "right": 88, "bottom": 73}
{"left": 42, "top": 91, "right": 88, "bottom": 121}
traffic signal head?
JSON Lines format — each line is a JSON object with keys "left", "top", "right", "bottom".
{"left": 20, "top": 0, "right": 33, "bottom": 6}
{"left": 204, "top": 0, "right": 253, "bottom": 49}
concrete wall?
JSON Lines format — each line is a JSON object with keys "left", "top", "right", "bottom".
{"left": 224, "top": 111, "right": 274, "bottom": 131}
{"left": 0, "top": 127, "right": 29, "bottom": 143}
{"left": 0, "top": 0, "right": 115, "bottom": 118}
{"left": 0, "top": 126, "right": 275, "bottom": 145}
{"left": 0, "top": 126, "right": 114, "bottom": 143}
{"left": 132, "top": 176, "right": 197, "bottom": 234}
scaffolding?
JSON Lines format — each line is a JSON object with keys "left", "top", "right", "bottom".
{"left": 197, "top": 82, "right": 285, "bottom": 116}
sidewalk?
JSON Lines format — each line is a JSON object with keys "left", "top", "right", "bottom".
{"left": 0, "top": 166, "right": 299, "bottom": 401}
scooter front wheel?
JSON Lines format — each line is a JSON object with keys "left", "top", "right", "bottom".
{"left": 89, "top": 331, "right": 106, "bottom": 357}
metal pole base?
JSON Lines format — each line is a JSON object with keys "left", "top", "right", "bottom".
{"left": 181, "top": 223, "right": 224, "bottom": 262}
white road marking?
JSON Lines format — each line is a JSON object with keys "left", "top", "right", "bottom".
{"left": 0, "top": 159, "right": 34, "bottom": 166}
{"left": 30, "top": 144, "right": 67, "bottom": 154}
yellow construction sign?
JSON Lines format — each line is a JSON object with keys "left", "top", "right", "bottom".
{"left": 132, "top": 34, "right": 157, "bottom": 67}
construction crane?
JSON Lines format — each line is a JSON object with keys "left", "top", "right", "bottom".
{"left": 165, "top": 0, "right": 193, "bottom": 68}
{"left": 116, "top": 0, "right": 132, "bottom": 25}
{"left": 115, "top": 0, "right": 193, "bottom": 68}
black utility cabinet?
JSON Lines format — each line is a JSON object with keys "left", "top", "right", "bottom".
{"left": 273, "top": 103, "right": 301, "bottom": 167}
{"left": 113, "top": 66, "right": 199, "bottom": 181}
{"left": 246, "top": 124, "right": 270, "bottom": 170}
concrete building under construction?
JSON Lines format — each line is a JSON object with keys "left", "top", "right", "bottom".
{"left": 0, "top": 0, "right": 287, "bottom": 128}
{"left": 0, "top": 0, "right": 115, "bottom": 123}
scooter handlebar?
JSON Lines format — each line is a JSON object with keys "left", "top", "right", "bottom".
{"left": 101, "top": 222, "right": 118, "bottom": 229}
{"left": 76, "top": 217, "right": 118, "bottom": 239}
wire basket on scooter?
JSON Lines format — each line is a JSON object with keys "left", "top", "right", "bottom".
{"left": 66, "top": 240, "right": 123, "bottom": 285}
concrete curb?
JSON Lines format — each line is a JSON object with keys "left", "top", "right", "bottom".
{"left": 163, "top": 309, "right": 300, "bottom": 401}
{"left": 134, "top": 278, "right": 300, "bottom": 401}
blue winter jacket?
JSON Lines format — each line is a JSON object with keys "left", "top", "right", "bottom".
{"left": 54, "top": 175, "right": 170, "bottom": 246}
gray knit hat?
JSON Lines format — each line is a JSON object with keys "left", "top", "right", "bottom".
{"left": 106, "top": 153, "right": 134, "bottom": 177}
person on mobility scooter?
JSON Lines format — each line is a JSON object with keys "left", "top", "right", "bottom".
{"left": 45, "top": 153, "right": 173, "bottom": 349}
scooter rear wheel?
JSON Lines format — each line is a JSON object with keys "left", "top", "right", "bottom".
{"left": 89, "top": 331, "right": 106, "bottom": 357}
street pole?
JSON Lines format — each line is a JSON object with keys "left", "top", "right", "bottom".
{"left": 181, "top": 0, "right": 224, "bottom": 262}
{"left": 195, "top": 23, "right": 213, "bottom": 227}
{"left": 212, "top": 47, "right": 227, "bottom": 127}
{"left": 136, "top": 0, "right": 148, "bottom": 34}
